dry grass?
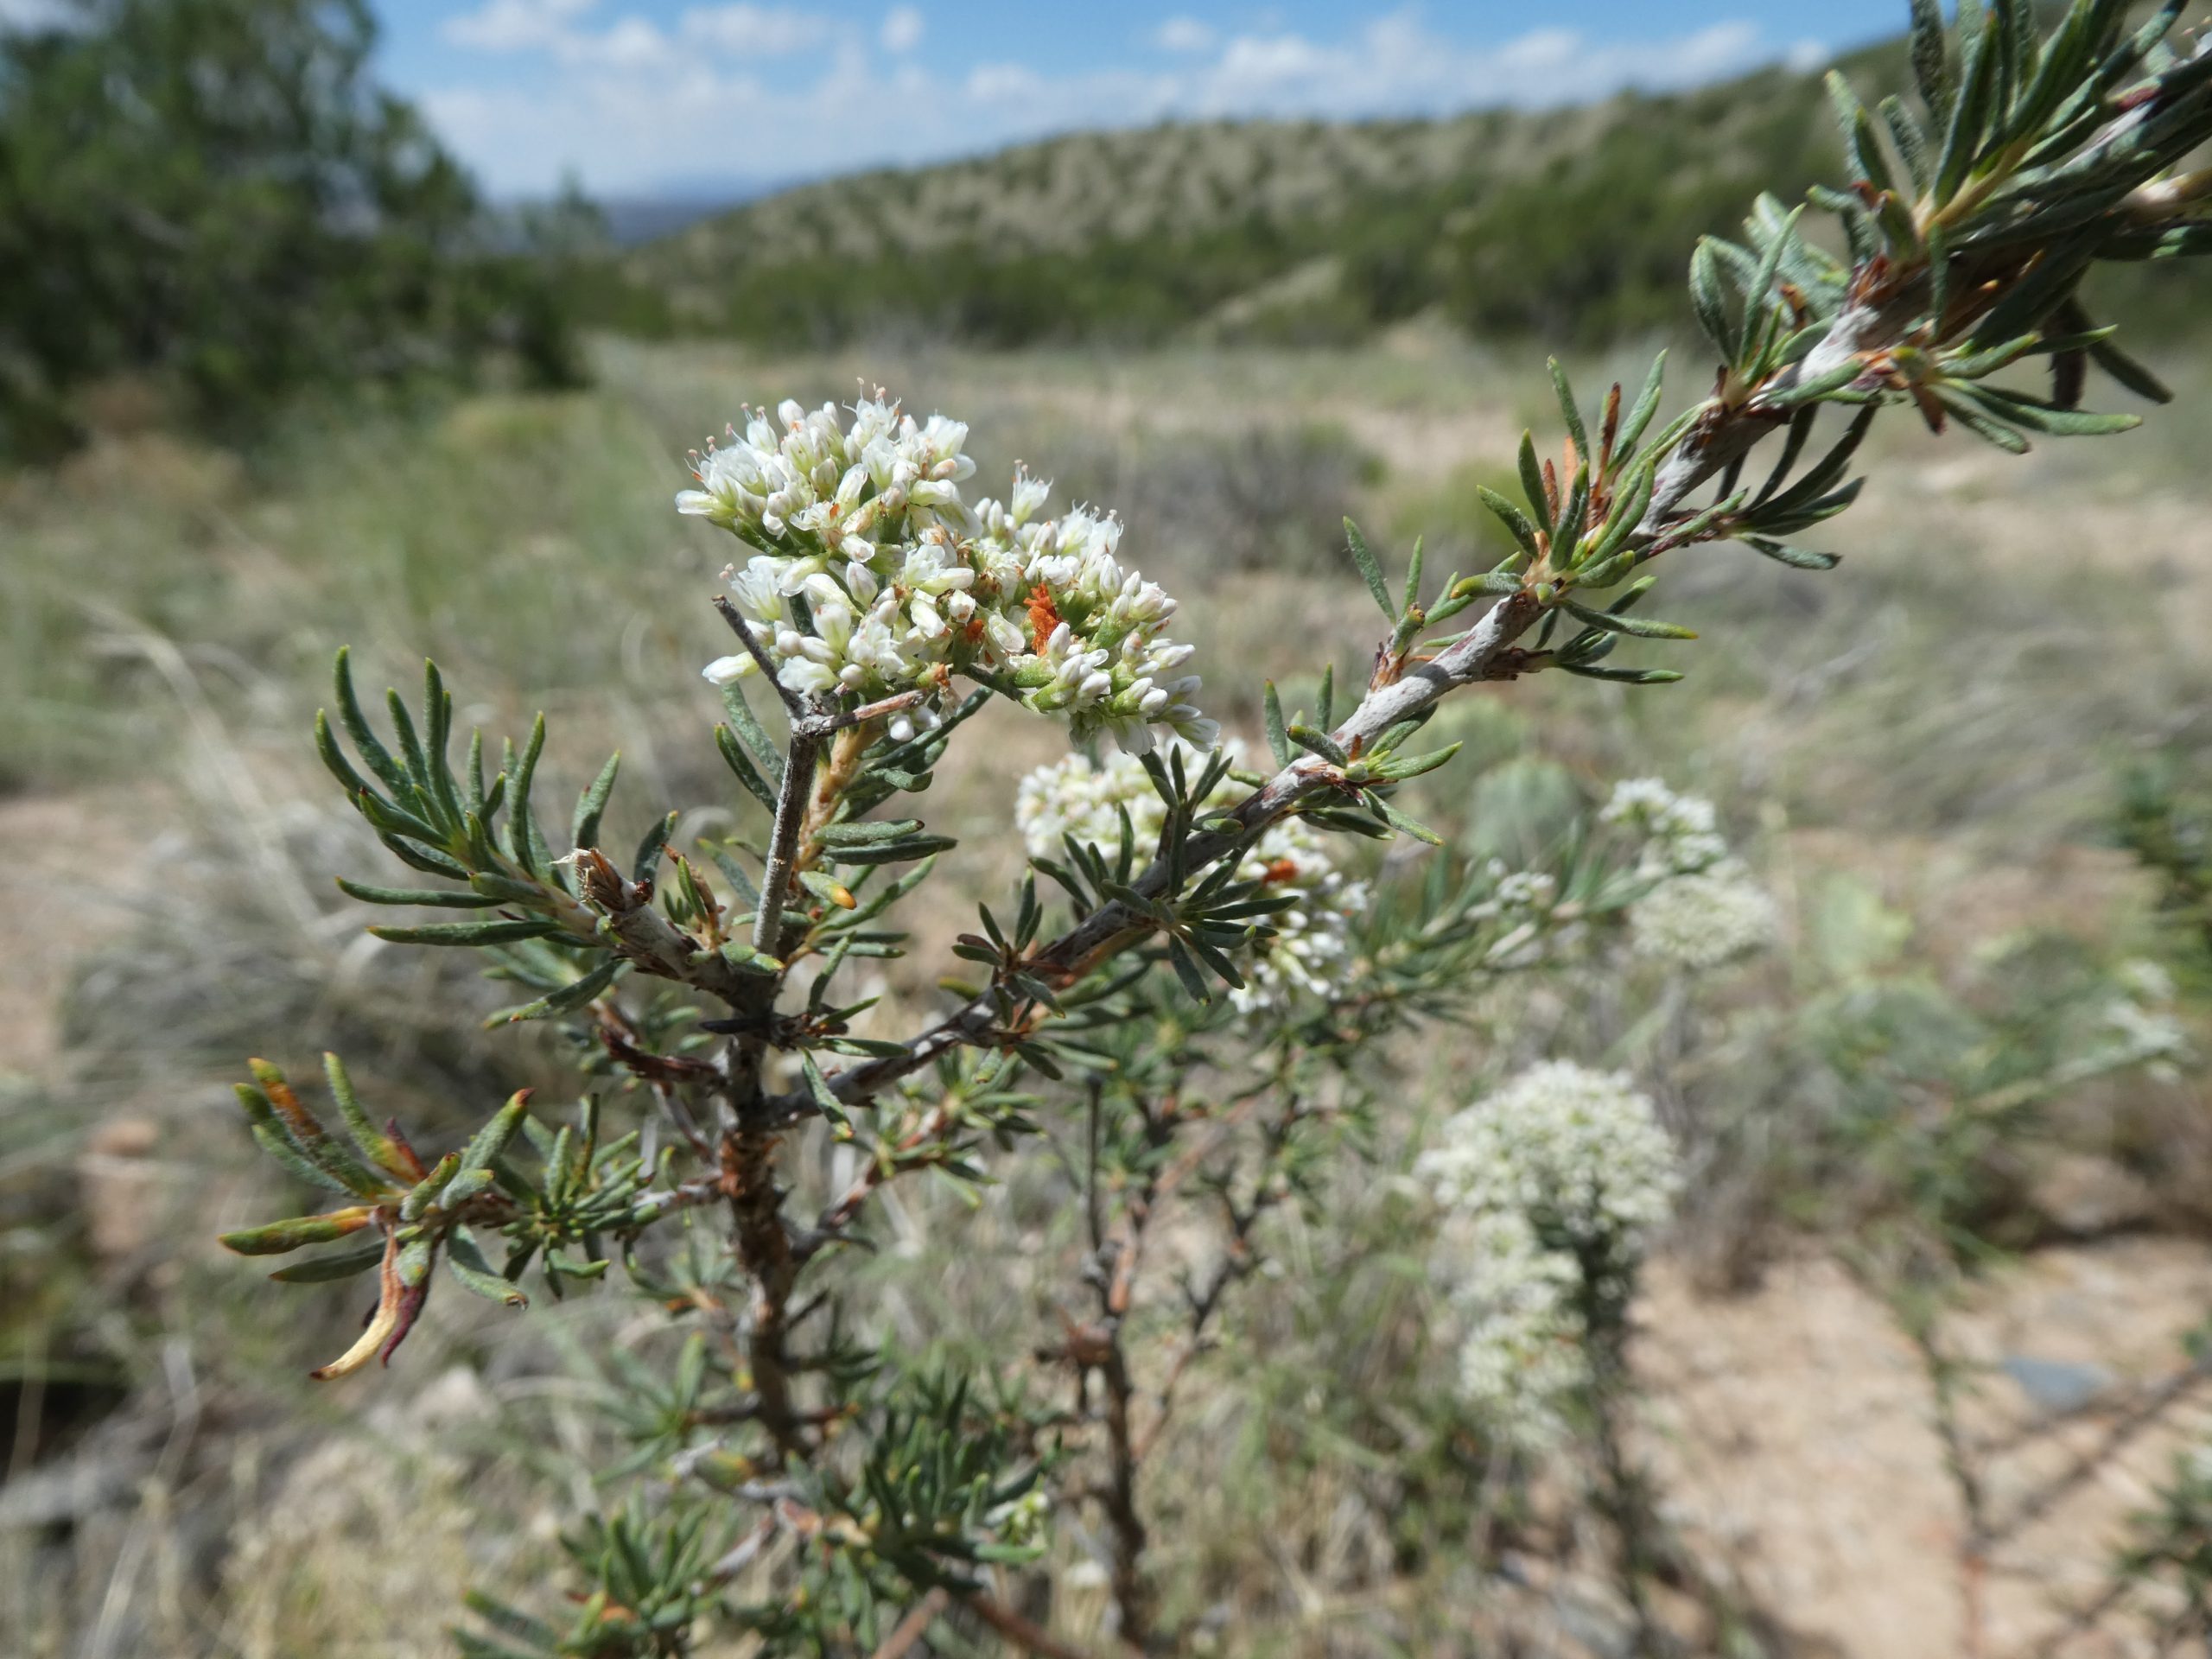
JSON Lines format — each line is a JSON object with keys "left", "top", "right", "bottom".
{"left": 3, "top": 334, "right": 2210, "bottom": 1656}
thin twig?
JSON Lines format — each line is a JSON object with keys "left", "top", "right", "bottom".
{"left": 2029, "top": 1573, "right": 2138, "bottom": 1659}
{"left": 754, "top": 724, "right": 823, "bottom": 956}
{"left": 870, "top": 1588, "right": 950, "bottom": 1659}
{"left": 1974, "top": 1357, "right": 2212, "bottom": 1462}
{"left": 714, "top": 594, "right": 805, "bottom": 715}
{"left": 715, "top": 595, "right": 919, "bottom": 734}
{"left": 783, "top": 589, "right": 1545, "bottom": 1116}
{"left": 1988, "top": 1360, "right": 2212, "bottom": 1548}
{"left": 828, "top": 687, "right": 926, "bottom": 731}
{"left": 1133, "top": 1094, "right": 1306, "bottom": 1461}
{"left": 805, "top": 1093, "right": 960, "bottom": 1245}
{"left": 789, "top": 254, "right": 2094, "bottom": 1127}
{"left": 962, "top": 1589, "right": 1116, "bottom": 1659}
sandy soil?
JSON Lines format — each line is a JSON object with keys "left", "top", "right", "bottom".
{"left": 1637, "top": 1241, "right": 2212, "bottom": 1659}
{"left": 0, "top": 792, "right": 151, "bottom": 1075}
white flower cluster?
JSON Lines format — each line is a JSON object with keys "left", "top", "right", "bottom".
{"left": 683, "top": 393, "right": 1215, "bottom": 753}
{"left": 1014, "top": 744, "right": 1368, "bottom": 1013}
{"left": 983, "top": 1487, "right": 1052, "bottom": 1548}
{"left": 1599, "top": 778, "right": 1730, "bottom": 874}
{"left": 2103, "top": 957, "right": 2190, "bottom": 1079}
{"left": 1628, "top": 867, "right": 1779, "bottom": 969}
{"left": 1417, "top": 1061, "right": 1682, "bottom": 1446}
{"left": 1600, "top": 778, "right": 1777, "bottom": 969}
{"left": 1440, "top": 1211, "right": 1589, "bottom": 1447}
{"left": 1419, "top": 1061, "right": 1681, "bottom": 1248}
{"left": 1492, "top": 868, "right": 1558, "bottom": 913}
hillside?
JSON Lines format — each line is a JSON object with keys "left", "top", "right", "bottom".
{"left": 621, "top": 42, "right": 1908, "bottom": 348}
{"left": 614, "top": 16, "right": 2209, "bottom": 353}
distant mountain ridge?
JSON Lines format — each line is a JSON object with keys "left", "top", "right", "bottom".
{"left": 606, "top": 25, "right": 2196, "bottom": 349}
{"left": 594, "top": 195, "right": 753, "bottom": 247}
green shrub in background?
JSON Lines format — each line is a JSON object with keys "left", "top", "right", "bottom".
{"left": 0, "top": 0, "right": 586, "bottom": 458}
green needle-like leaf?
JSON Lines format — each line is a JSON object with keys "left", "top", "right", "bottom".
{"left": 1342, "top": 518, "right": 1395, "bottom": 621}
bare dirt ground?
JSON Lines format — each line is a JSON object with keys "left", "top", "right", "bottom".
{"left": 1638, "top": 1242, "right": 2212, "bottom": 1659}
{"left": 0, "top": 792, "right": 148, "bottom": 1076}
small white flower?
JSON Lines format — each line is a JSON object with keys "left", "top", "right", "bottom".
{"left": 2104, "top": 996, "right": 2188, "bottom": 1064}
{"left": 1060, "top": 1559, "right": 1111, "bottom": 1592}
{"left": 2117, "top": 958, "right": 2177, "bottom": 1006}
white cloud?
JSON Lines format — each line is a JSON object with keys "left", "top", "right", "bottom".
{"left": 684, "top": 4, "right": 834, "bottom": 57}
{"left": 443, "top": 0, "right": 599, "bottom": 54}
{"left": 1153, "top": 16, "right": 1214, "bottom": 54}
{"left": 965, "top": 61, "right": 1046, "bottom": 103}
{"left": 1494, "top": 29, "right": 1580, "bottom": 73}
{"left": 595, "top": 15, "right": 672, "bottom": 68}
{"left": 880, "top": 5, "right": 925, "bottom": 54}
{"left": 446, "top": 0, "right": 828, "bottom": 67}
{"left": 416, "top": 6, "right": 1833, "bottom": 196}
{"left": 1785, "top": 37, "right": 1832, "bottom": 73}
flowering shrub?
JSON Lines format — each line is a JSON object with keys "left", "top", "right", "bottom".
{"left": 214, "top": 6, "right": 2212, "bottom": 1652}
{"left": 1421, "top": 1062, "right": 1682, "bottom": 1446}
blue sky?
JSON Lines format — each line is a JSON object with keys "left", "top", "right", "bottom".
{"left": 367, "top": 1, "right": 1911, "bottom": 197}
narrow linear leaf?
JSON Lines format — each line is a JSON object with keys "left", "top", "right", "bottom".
{"left": 1548, "top": 359, "right": 1588, "bottom": 462}
{"left": 270, "top": 1243, "right": 388, "bottom": 1284}
{"left": 719, "top": 682, "right": 785, "bottom": 785}
{"left": 1689, "top": 238, "right": 1738, "bottom": 362}
{"left": 335, "top": 878, "right": 500, "bottom": 909}
{"left": 332, "top": 647, "right": 412, "bottom": 802}
{"left": 829, "top": 835, "right": 958, "bottom": 866}
{"left": 1910, "top": 0, "right": 1953, "bottom": 119}
{"left": 1262, "top": 682, "right": 1291, "bottom": 767}
{"left": 446, "top": 1228, "right": 529, "bottom": 1307}
{"left": 370, "top": 918, "right": 567, "bottom": 947}
{"left": 1616, "top": 350, "right": 1669, "bottom": 457}
{"left": 799, "top": 1052, "right": 851, "bottom": 1131}
{"left": 323, "top": 1052, "right": 418, "bottom": 1180}
{"left": 2088, "top": 337, "right": 2172, "bottom": 404}
{"left": 1562, "top": 600, "right": 1697, "bottom": 640}
{"left": 1476, "top": 486, "right": 1541, "bottom": 561}
{"left": 1366, "top": 792, "right": 1444, "bottom": 847}
{"left": 219, "top": 1208, "right": 376, "bottom": 1256}
{"left": 1516, "top": 431, "right": 1553, "bottom": 537}
{"left": 571, "top": 752, "right": 621, "bottom": 850}
{"left": 1745, "top": 537, "right": 1842, "bottom": 571}
{"left": 1342, "top": 518, "right": 1395, "bottom": 621}
{"left": 491, "top": 957, "right": 626, "bottom": 1027}
{"left": 632, "top": 810, "right": 677, "bottom": 882}
{"left": 1558, "top": 663, "right": 1687, "bottom": 685}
